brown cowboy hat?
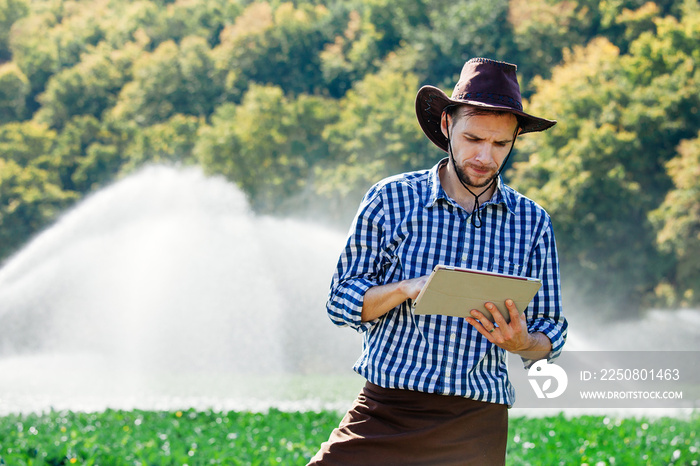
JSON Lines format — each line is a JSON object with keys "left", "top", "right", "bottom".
{"left": 415, "top": 58, "right": 556, "bottom": 152}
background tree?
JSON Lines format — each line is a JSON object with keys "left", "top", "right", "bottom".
{"left": 407, "top": 0, "right": 519, "bottom": 89}
{"left": 8, "top": 12, "right": 60, "bottom": 107}
{"left": 0, "top": 122, "right": 76, "bottom": 258}
{"left": 509, "top": 1, "right": 700, "bottom": 314}
{"left": 0, "top": 0, "right": 698, "bottom": 319}
{"left": 0, "top": 63, "right": 30, "bottom": 123}
{"left": 195, "top": 84, "right": 336, "bottom": 212}
{"left": 507, "top": 0, "right": 593, "bottom": 87}
{"left": 320, "top": 9, "right": 383, "bottom": 98}
{"left": 121, "top": 114, "right": 201, "bottom": 173}
{"left": 0, "top": 0, "right": 30, "bottom": 62}
{"left": 99, "top": 1, "right": 167, "bottom": 50}
{"left": 109, "top": 36, "right": 222, "bottom": 127}
{"left": 319, "top": 0, "right": 429, "bottom": 97}
{"left": 158, "top": 0, "right": 242, "bottom": 47}
{"left": 48, "top": 115, "right": 128, "bottom": 193}
{"left": 213, "top": 2, "right": 335, "bottom": 101}
{"left": 34, "top": 42, "right": 140, "bottom": 129}
{"left": 316, "top": 51, "right": 434, "bottom": 217}
{"left": 650, "top": 133, "right": 700, "bottom": 308}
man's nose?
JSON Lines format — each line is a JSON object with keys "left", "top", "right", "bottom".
{"left": 474, "top": 144, "right": 494, "bottom": 164}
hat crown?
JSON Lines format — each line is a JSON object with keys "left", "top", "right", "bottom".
{"left": 451, "top": 58, "right": 523, "bottom": 111}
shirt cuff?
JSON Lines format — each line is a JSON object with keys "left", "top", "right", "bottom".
{"left": 327, "top": 277, "right": 379, "bottom": 333}
{"left": 520, "top": 318, "right": 567, "bottom": 368}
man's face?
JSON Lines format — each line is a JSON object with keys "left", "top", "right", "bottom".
{"left": 441, "top": 110, "right": 519, "bottom": 189}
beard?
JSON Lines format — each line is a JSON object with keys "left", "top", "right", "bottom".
{"left": 452, "top": 156, "right": 498, "bottom": 190}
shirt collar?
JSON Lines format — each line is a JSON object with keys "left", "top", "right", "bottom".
{"left": 425, "top": 158, "right": 517, "bottom": 215}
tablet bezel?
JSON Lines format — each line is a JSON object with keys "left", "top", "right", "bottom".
{"left": 411, "top": 265, "right": 542, "bottom": 323}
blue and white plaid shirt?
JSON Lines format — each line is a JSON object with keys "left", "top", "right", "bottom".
{"left": 327, "top": 158, "right": 568, "bottom": 405}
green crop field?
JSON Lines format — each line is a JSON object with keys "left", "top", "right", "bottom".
{"left": 0, "top": 409, "right": 698, "bottom": 465}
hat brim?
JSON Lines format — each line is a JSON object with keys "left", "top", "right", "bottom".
{"left": 415, "top": 86, "right": 557, "bottom": 152}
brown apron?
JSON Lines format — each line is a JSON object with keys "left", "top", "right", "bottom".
{"left": 308, "top": 381, "right": 508, "bottom": 465}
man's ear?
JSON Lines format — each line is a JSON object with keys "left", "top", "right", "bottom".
{"left": 440, "top": 111, "right": 450, "bottom": 139}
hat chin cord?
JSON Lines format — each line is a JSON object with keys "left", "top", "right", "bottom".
{"left": 445, "top": 120, "right": 518, "bottom": 228}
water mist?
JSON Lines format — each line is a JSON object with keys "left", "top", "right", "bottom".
{"left": 0, "top": 165, "right": 362, "bottom": 413}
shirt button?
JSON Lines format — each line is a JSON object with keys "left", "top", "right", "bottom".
{"left": 462, "top": 254, "right": 468, "bottom": 261}
{"left": 450, "top": 333, "right": 456, "bottom": 341}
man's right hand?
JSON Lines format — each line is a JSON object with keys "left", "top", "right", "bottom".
{"left": 400, "top": 275, "right": 430, "bottom": 301}
{"left": 361, "top": 275, "right": 430, "bottom": 322}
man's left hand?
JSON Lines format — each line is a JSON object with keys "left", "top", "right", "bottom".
{"left": 465, "top": 299, "right": 540, "bottom": 354}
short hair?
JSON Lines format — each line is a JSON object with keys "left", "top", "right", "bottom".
{"left": 445, "top": 104, "right": 522, "bottom": 130}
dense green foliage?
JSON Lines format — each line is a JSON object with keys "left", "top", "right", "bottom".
{"left": 0, "top": 408, "right": 337, "bottom": 465}
{"left": 507, "top": 413, "right": 700, "bottom": 465}
{"left": 510, "top": 1, "right": 700, "bottom": 313}
{"left": 0, "top": 409, "right": 697, "bottom": 465}
{"left": 0, "top": 0, "right": 699, "bottom": 313}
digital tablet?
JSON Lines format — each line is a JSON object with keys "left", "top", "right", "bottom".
{"left": 411, "top": 265, "right": 542, "bottom": 323}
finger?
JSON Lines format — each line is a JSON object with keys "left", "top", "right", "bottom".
{"left": 505, "top": 299, "right": 522, "bottom": 328}
{"left": 486, "top": 302, "right": 507, "bottom": 327}
{"left": 468, "top": 309, "right": 496, "bottom": 328}
{"left": 469, "top": 310, "right": 499, "bottom": 335}
{"left": 464, "top": 316, "right": 497, "bottom": 341}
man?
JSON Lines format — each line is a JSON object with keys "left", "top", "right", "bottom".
{"left": 309, "top": 58, "right": 568, "bottom": 465}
